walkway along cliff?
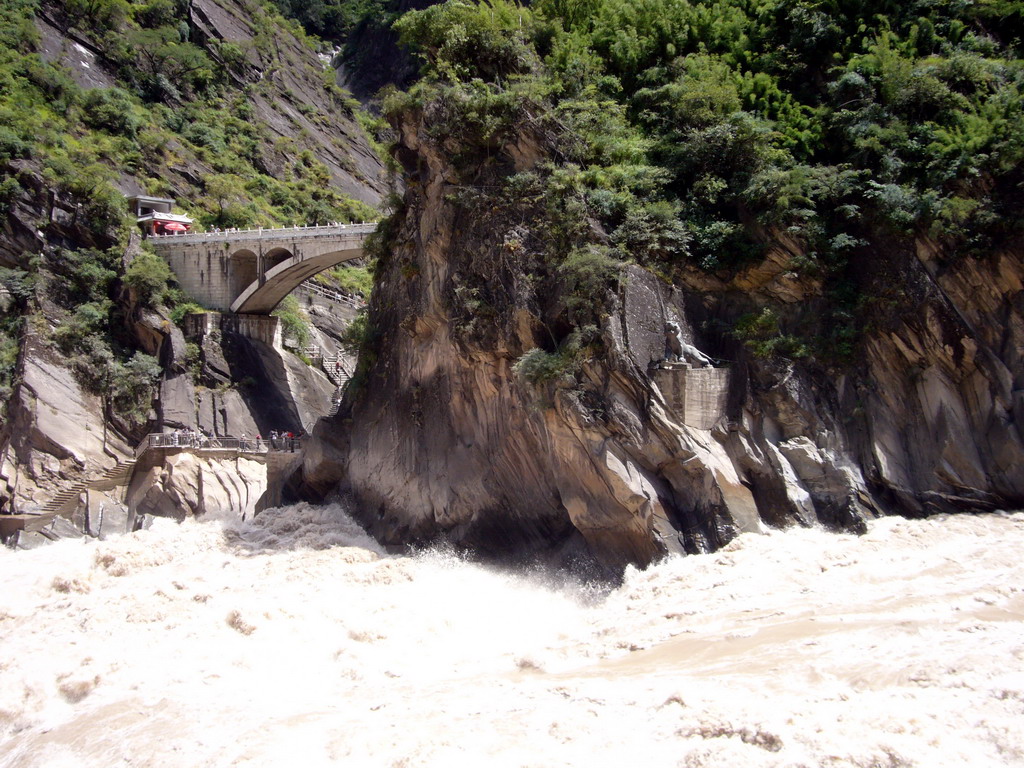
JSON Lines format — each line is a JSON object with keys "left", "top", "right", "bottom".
{"left": 300, "top": 104, "right": 1024, "bottom": 573}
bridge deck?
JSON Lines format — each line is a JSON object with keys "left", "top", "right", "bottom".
{"left": 148, "top": 221, "right": 377, "bottom": 246}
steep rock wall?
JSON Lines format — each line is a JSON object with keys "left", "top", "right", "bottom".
{"left": 306, "top": 110, "right": 1024, "bottom": 572}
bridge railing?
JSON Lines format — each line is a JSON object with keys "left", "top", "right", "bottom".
{"left": 136, "top": 433, "right": 303, "bottom": 456}
{"left": 148, "top": 222, "right": 378, "bottom": 245}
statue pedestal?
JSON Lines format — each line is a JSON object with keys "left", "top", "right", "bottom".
{"left": 653, "top": 366, "right": 730, "bottom": 430}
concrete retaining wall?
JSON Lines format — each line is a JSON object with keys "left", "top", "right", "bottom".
{"left": 654, "top": 366, "right": 730, "bottom": 430}
{"left": 184, "top": 312, "right": 282, "bottom": 348}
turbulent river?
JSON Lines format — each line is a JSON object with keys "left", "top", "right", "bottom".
{"left": 1, "top": 504, "right": 1023, "bottom": 767}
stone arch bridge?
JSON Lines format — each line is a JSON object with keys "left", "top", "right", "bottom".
{"left": 149, "top": 222, "right": 377, "bottom": 314}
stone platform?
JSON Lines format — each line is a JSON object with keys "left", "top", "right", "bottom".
{"left": 653, "top": 363, "right": 730, "bottom": 430}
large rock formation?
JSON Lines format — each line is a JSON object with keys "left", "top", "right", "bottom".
{"left": 304, "top": 107, "right": 1024, "bottom": 573}
{"left": 1, "top": 330, "right": 134, "bottom": 513}
{"left": 128, "top": 449, "right": 280, "bottom": 520}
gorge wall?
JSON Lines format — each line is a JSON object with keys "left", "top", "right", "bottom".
{"left": 304, "top": 108, "right": 1024, "bottom": 573}
{"left": 0, "top": 0, "right": 383, "bottom": 528}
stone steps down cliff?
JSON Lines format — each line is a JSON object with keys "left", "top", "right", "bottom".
{"left": 328, "top": 386, "right": 346, "bottom": 418}
{"left": 38, "top": 459, "right": 138, "bottom": 516}
{"left": 0, "top": 459, "right": 137, "bottom": 546}
{"left": 322, "top": 354, "right": 352, "bottom": 418}
{"left": 322, "top": 354, "right": 352, "bottom": 388}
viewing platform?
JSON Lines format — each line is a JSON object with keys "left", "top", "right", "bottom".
{"left": 135, "top": 432, "right": 303, "bottom": 456}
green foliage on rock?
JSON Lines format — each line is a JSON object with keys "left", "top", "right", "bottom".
{"left": 0, "top": 0, "right": 379, "bottom": 239}
{"left": 513, "top": 327, "right": 597, "bottom": 385}
{"left": 732, "top": 307, "right": 810, "bottom": 360}
{"left": 272, "top": 294, "right": 312, "bottom": 348}
{"left": 339, "top": 310, "right": 369, "bottom": 354}
{"left": 0, "top": 0, "right": 383, "bottom": 423}
{"left": 315, "top": 263, "right": 374, "bottom": 298}
{"left": 124, "top": 250, "right": 172, "bottom": 307}
{"left": 382, "top": 0, "right": 1024, "bottom": 365}
{"left": 168, "top": 300, "right": 207, "bottom": 327}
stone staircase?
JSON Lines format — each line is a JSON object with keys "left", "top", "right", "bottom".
{"left": 328, "top": 385, "right": 345, "bottom": 417}
{"left": 38, "top": 459, "right": 137, "bottom": 516}
{"left": 322, "top": 354, "right": 352, "bottom": 387}
{"left": 322, "top": 353, "right": 352, "bottom": 417}
{"left": 1, "top": 459, "right": 137, "bottom": 546}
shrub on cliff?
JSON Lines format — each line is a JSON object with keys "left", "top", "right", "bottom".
{"left": 382, "top": 0, "right": 1024, "bottom": 364}
{"left": 272, "top": 295, "right": 312, "bottom": 348}
{"left": 81, "top": 88, "right": 140, "bottom": 137}
{"left": 559, "top": 245, "right": 622, "bottom": 324}
{"left": 124, "top": 250, "right": 172, "bottom": 308}
{"left": 513, "top": 327, "right": 597, "bottom": 386}
{"left": 394, "top": 0, "right": 539, "bottom": 83}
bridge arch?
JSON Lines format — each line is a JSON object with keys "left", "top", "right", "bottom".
{"left": 230, "top": 245, "right": 364, "bottom": 314}
{"left": 264, "top": 246, "right": 293, "bottom": 270}
{"left": 149, "top": 222, "right": 376, "bottom": 313}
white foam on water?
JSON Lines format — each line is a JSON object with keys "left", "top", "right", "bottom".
{"left": 2, "top": 504, "right": 1023, "bottom": 767}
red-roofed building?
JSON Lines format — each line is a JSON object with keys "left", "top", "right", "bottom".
{"left": 129, "top": 195, "right": 194, "bottom": 236}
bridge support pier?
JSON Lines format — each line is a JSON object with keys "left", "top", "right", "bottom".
{"left": 184, "top": 312, "right": 283, "bottom": 348}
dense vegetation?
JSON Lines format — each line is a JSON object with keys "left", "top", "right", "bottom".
{"left": 0, "top": 0, "right": 378, "bottom": 416}
{"left": 379, "top": 0, "right": 1024, "bottom": 364}
{"left": 0, "top": 0, "right": 378, "bottom": 229}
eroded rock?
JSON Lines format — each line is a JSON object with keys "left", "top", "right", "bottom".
{"left": 304, "top": 104, "right": 1024, "bottom": 572}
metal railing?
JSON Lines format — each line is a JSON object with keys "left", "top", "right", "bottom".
{"left": 298, "top": 279, "right": 366, "bottom": 309}
{"left": 148, "top": 222, "right": 378, "bottom": 245}
{"left": 136, "top": 433, "right": 303, "bottom": 457}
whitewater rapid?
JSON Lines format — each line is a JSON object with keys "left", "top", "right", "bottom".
{"left": 1, "top": 504, "right": 1022, "bottom": 767}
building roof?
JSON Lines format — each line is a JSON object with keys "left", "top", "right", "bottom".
{"left": 128, "top": 195, "right": 177, "bottom": 205}
{"left": 137, "top": 212, "right": 194, "bottom": 224}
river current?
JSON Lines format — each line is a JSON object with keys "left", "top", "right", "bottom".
{"left": 1, "top": 503, "right": 1022, "bottom": 767}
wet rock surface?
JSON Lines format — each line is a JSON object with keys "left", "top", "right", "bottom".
{"left": 127, "top": 450, "right": 269, "bottom": 521}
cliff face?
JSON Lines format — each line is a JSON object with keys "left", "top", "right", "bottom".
{"left": 336, "top": 0, "right": 437, "bottom": 101}
{"left": 183, "top": 0, "right": 388, "bottom": 206}
{"left": 31, "top": 0, "right": 388, "bottom": 207}
{"left": 305, "top": 110, "right": 1024, "bottom": 572}
{"left": 0, "top": 0, "right": 382, "bottom": 531}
